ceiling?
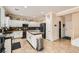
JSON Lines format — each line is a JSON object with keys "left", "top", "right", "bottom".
{"left": 5, "top": 6, "right": 76, "bottom": 18}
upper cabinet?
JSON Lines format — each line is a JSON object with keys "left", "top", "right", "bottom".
{"left": 5, "top": 17, "right": 10, "bottom": 28}
{"left": 8, "top": 20, "right": 40, "bottom": 27}
{"left": 0, "top": 7, "right": 5, "bottom": 27}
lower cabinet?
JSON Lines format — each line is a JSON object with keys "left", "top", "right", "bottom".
{"left": 5, "top": 39, "right": 11, "bottom": 53}
{"left": 26, "top": 31, "right": 43, "bottom": 51}
{"left": 12, "top": 31, "right": 22, "bottom": 38}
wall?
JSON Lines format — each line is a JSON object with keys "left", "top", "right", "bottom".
{"left": 57, "top": 14, "right": 72, "bottom": 38}
{"left": 45, "top": 12, "right": 67, "bottom": 41}
{"left": 52, "top": 13, "right": 59, "bottom": 40}
{"left": 46, "top": 12, "right": 73, "bottom": 41}
{"left": 46, "top": 12, "right": 59, "bottom": 41}
{"left": 46, "top": 12, "right": 53, "bottom": 41}
{"left": 57, "top": 16, "right": 65, "bottom": 38}
{"left": 56, "top": 16, "right": 68, "bottom": 38}
{"left": 45, "top": 13, "right": 52, "bottom": 41}
{"left": 72, "top": 12, "right": 79, "bottom": 39}
{"left": 0, "top": 7, "right": 5, "bottom": 27}
{"left": 71, "top": 12, "right": 79, "bottom": 47}
{"left": 64, "top": 14, "right": 72, "bottom": 37}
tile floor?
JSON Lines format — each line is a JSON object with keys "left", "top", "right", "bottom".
{"left": 12, "top": 38, "right": 79, "bottom": 53}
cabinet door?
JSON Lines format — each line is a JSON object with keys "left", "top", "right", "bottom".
{"left": 5, "top": 39, "right": 11, "bottom": 53}
{"left": 0, "top": 8, "right": 1, "bottom": 27}
{"left": 0, "top": 7, "right": 5, "bottom": 27}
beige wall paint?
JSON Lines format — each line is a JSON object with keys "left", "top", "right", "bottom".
{"left": 46, "top": 12, "right": 62, "bottom": 41}
{"left": 56, "top": 14, "right": 72, "bottom": 39}
{"left": 46, "top": 12, "right": 68, "bottom": 41}
{"left": 72, "top": 12, "right": 79, "bottom": 39}
{"left": 57, "top": 16, "right": 65, "bottom": 38}
{"left": 64, "top": 14, "right": 72, "bottom": 37}
{"left": 46, "top": 12, "right": 53, "bottom": 41}
{"left": 71, "top": 12, "right": 79, "bottom": 47}
{"left": 52, "top": 13, "right": 59, "bottom": 40}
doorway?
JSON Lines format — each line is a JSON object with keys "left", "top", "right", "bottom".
{"left": 59, "top": 21, "right": 61, "bottom": 39}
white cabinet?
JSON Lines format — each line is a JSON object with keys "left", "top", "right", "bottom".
{"left": 5, "top": 17, "right": 10, "bottom": 28}
{"left": 12, "top": 31, "right": 22, "bottom": 38}
{"left": 27, "top": 31, "right": 42, "bottom": 50}
{"left": 5, "top": 39, "right": 11, "bottom": 53}
{"left": 9, "top": 20, "right": 28, "bottom": 27}
{"left": 9, "top": 20, "right": 40, "bottom": 27}
{"left": 29, "top": 22, "right": 40, "bottom": 27}
{"left": 0, "top": 7, "right": 5, "bottom": 27}
{"left": 9, "top": 20, "right": 23, "bottom": 27}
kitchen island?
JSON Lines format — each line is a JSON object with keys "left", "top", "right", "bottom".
{"left": 26, "top": 30, "right": 43, "bottom": 51}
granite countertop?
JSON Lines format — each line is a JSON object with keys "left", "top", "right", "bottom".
{"left": 28, "top": 30, "right": 43, "bottom": 35}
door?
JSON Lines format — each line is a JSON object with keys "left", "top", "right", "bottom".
{"left": 59, "top": 21, "right": 61, "bottom": 39}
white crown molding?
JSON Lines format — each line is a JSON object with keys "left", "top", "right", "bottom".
{"left": 56, "top": 7, "right": 79, "bottom": 16}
